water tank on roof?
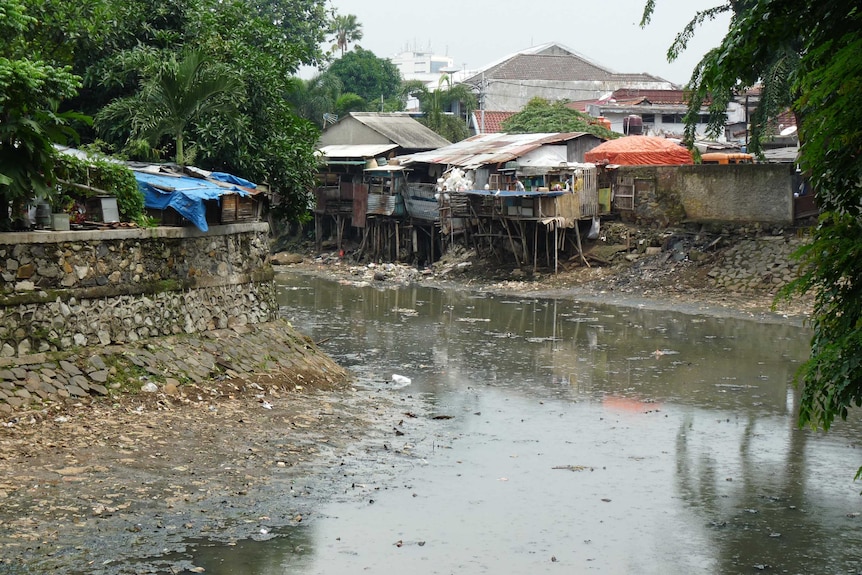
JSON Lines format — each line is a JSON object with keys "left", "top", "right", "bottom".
{"left": 623, "top": 115, "right": 643, "bottom": 135}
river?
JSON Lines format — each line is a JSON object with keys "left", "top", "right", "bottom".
{"left": 185, "top": 272, "right": 862, "bottom": 574}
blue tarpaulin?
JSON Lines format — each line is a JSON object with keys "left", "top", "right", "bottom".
{"left": 135, "top": 172, "right": 253, "bottom": 232}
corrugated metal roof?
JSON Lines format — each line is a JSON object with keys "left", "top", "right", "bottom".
{"left": 398, "top": 132, "right": 591, "bottom": 169}
{"left": 346, "top": 113, "right": 451, "bottom": 150}
{"left": 320, "top": 144, "right": 398, "bottom": 159}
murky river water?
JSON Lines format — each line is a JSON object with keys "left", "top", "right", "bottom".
{"left": 187, "top": 273, "right": 862, "bottom": 574}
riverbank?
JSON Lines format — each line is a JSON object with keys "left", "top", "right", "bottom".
{"left": 0, "top": 320, "right": 439, "bottom": 574}
{"left": 0, "top": 222, "right": 815, "bottom": 573}
{"left": 277, "top": 222, "right": 814, "bottom": 324}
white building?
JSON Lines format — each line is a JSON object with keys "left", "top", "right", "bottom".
{"left": 390, "top": 46, "right": 459, "bottom": 84}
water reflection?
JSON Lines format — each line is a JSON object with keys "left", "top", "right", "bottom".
{"left": 189, "top": 273, "right": 861, "bottom": 574}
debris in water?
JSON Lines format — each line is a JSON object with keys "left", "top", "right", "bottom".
{"left": 552, "top": 465, "right": 592, "bottom": 472}
{"left": 391, "top": 374, "right": 411, "bottom": 387}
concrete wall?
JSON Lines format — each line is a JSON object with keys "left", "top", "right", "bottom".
{"left": 482, "top": 80, "right": 673, "bottom": 112}
{"left": 617, "top": 164, "right": 795, "bottom": 226}
{"left": 0, "top": 223, "right": 275, "bottom": 357}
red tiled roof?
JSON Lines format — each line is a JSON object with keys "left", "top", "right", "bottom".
{"left": 565, "top": 100, "right": 595, "bottom": 113}
{"left": 774, "top": 109, "right": 796, "bottom": 129}
{"left": 605, "top": 88, "right": 702, "bottom": 105}
{"left": 474, "top": 111, "right": 516, "bottom": 133}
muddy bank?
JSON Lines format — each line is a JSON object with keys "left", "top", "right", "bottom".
{"left": 277, "top": 224, "right": 814, "bottom": 324}
{"left": 0, "top": 321, "right": 436, "bottom": 574}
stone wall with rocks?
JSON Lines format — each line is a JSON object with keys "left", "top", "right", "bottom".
{"left": 707, "top": 235, "right": 804, "bottom": 292}
{"left": 619, "top": 164, "right": 796, "bottom": 226}
{"left": 0, "top": 319, "right": 350, "bottom": 414}
{"left": 0, "top": 223, "right": 275, "bottom": 357}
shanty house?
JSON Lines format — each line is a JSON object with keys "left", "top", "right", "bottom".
{"left": 133, "top": 165, "right": 265, "bottom": 232}
{"left": 314, "top": 112, "right": 451, "bottom": 253}
{"left": 398, "top": 132, "right": 606, "bottom": 271}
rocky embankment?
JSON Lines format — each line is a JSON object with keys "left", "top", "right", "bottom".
{"left": 0, "top": 320, "right": 386, "bottom": 574}
{"left": 0, "top": 319, "right": 348, "bottom": 414}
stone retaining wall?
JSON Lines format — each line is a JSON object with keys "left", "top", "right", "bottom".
{"left": 708, "top": 236, "right": 804, "bottom": 292}
{"left": 0, "top": 223, "right": 276, "bottom": 357}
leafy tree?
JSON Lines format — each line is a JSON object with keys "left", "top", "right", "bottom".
{"left": 0, "top": 0, "right": 86, "bottom": 230}
{"left": 96, "top": 47, "right": 245, "bottom": 165}
{"left": 285, "top": 72, "right": 342, "bottom": 128}
{"left": 502, "top": 98, "right": 617, "bottom": 139}
{"left": 184, "top": 0, "right": 326, "bottom": 221}
{"left": 640, "top": 1, "right": 801, "bottom": 155}
{"left": 328, "top": 11, "right": 363, "bottom": 57}
{"left": 642, "top": 1, "right": 862, "bottom": 468}
{"left": 402, "top": 76, "right": 475, "bottom": 142}
{"left": 326, "top": 48, "right": 402, "bottom": 105}
{"left": 335, "top": 93, "right": 367, "bottom": 117}
{"left": 68, "top": 0, "right": 329, "bottom": 221}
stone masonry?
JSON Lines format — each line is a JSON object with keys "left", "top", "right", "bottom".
{"left": 0, "top": 319, "right": 351, "bottom": 414}
{"left": 0, "top": 223, "right": 276, "bottom": 357}
{"left": 707, "top": 236, "right": 804, "bottom": 292}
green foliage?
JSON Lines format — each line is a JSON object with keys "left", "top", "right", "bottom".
{"left": 65, "top": 0, "right": 328, "bottom": 222}
{"left": 401, "top": 76, "right": 475, "bottom": 142}
{"left": 780, "top": 213, "right": 862, "bottom": 431}
{"left": 502, "top": 98, "right": 618, "bottom": 139}
{"left": 326, "top": 48, "right": 402, "bottom": 104}
{"left": 96, "top": 47, "right": 245, "bottom": 165}
{"left": 54, "top": 153, "right": 144, "bottom": 221}
{"left": 285, "top": 73, "right": 342, "bottom": 127}
{"left": 4, "top": 0, "right": 329, "bottom": 225}
{"left": 0, "top": 0, "right": 87, "bottom": 230}
{"left": 335, "top": 93, "right": 367, "bottom": 117}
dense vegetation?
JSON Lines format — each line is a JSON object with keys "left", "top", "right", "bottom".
{"left": 2, "top": 0, "right": 331, "bottom": 223}
{"left": 502, "top": 98, "right": 618, "bottom": 140}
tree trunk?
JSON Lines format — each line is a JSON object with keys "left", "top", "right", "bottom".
{"left": 176, "top": 131, "right": 184, "bottom": 166}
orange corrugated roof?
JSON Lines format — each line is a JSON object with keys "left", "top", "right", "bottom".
{"left": 584, "top": 136, "right": 693, "bottom": 165}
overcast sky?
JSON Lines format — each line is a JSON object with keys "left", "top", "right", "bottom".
{"left": 323, "top": 0, "right": 731, "bottom": 86}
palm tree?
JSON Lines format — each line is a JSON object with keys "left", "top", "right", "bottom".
{"left": 285, "top": 72, "right": 342, "bottom": 128}
{"left": 97, "top": 48, "right": 244, "bottom": 165}
{"left": 329, "top": 13, "right": 363, "bottom": 57}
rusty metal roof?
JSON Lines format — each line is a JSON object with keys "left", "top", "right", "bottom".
{"left": 398, "top": 132, "right": 592, "bottom": 169}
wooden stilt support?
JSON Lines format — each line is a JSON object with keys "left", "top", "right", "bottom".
{"left": 554, "top": 225, "right": 559, "bottom": 274}
{"left": 575, "top": 220, "right": 590, "bottom": 268}
{"left": 533, "top": 222, "right": 538, "bottom": 274}
{"left": 503, "top": 219, "right": 520, "bottom": 267}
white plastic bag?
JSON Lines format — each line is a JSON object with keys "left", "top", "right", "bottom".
{"left": 587, "top": 216, "right": 600, "bottom": 240}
